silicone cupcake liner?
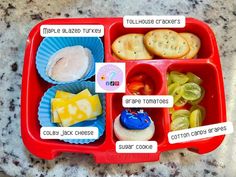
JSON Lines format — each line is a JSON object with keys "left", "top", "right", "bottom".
{"left": 38, "top": 81, "right": 105, "bottom": 144}
{"left": 36, "top": 37, "right": 104, "bottom": 84}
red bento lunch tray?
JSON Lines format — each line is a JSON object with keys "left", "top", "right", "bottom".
{"left": 21, "top": 17, "right": 226, "bottom": 163}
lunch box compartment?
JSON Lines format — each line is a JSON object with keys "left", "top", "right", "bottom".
{"left": 126, "top": 63, "right": 163, "bottom": 95}
{"left": 110, "top": 93, "right": 167, "bottom": 145}
{"left": 167, "top": 62, "right": 223, "bottom": 125}
{"left": 108, "top": 20, "right": 214, "bottom": 60}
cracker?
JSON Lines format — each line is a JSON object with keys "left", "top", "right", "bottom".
{"left": 112, "top": 53, "right": 121, "bottom": 60}
{"left": 144, "top": 29, "right": 190, "bottom": 58}
{"left": 112, "top": 33, "right": 153, "bottom": 60}
{"left": 179, "top": 33, "right": 201, "bottom": 59}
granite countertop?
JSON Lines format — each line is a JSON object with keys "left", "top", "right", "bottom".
{"left": 0, "top": 0, "right": 236, "bottom": 176}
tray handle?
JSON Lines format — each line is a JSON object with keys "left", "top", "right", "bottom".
{"left": 94, "top": 152, "right": 160, "bottom": 164}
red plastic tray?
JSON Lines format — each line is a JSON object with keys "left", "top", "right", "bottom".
{"left": 21, "top": 17, "right": 226, "bottom": 163}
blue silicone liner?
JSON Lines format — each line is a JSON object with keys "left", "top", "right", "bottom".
{"left": 38, "top": 81, "right": 105, "bottom": 144}
{"left": 36, "top": 37, "right": 104, "bottom": 84}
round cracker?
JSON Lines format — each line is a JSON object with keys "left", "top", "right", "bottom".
{"left": 111, "top": 33, "right": 153, "bottom": 60}
{"left": 144, "top": 29, "right": 190, "bottom": 58}
{"left": 179, "top": 33, "right": 201, "bottom": 59}
{"left": 112, "top": 53, "right": 121, "bottom": 60}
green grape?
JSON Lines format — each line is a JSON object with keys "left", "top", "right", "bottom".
{"left": 175, "top": 97, "right": 188, "bottom": 107}
{"left": 167, "top": 73, "right": 172, "bottom": 86}
{"left": 188, "top": 87, "right": 205, "bottom": 105}
{"left": 182, "top": 82, "right": 201, "bottom": 101}
{"left": 169, "top": 107, "right": 175, "bottom": 114}
{"left": 189, "top": 109, "right": 202, "bottom": 128}
{"left": 171, "top": 117, "right": 189, "bottom": 131}
{"left": 187, "top": 72, "right": 202, "bottom": 85}
{"left": 170, "top": 71, "right": 189, "bottom": 85}
{"left": 168, "top": 83, "right": 180, "bottom": 95}
{"left": 172, "top": 86, "right": 183, "bottom": 103}
{"left": 190, "top": 105, "right": 206, "bottom": 122}
{"left": 168, "top": 83, "right": 183, "bottom": 103}
{"left": 171, "top": 109, "right": 190, "bottom": 121}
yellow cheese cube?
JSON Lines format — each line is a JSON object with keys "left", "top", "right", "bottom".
{"left": 51, "top": 98, "right": 67, "bottom": 123}
{"left": 51, "top": 89, "right": 92, "bottom": 123}
{"left": 55, "top": 90, "right": 75, "bottom": 99}
{"left": 69, "top": 89, "right": 92, "bottom": 102}
{"left": 57, "top": 94, "right": 102, "bottom": 127}
{"left": 52, "top": 90, "right": 75, "bottom": 123}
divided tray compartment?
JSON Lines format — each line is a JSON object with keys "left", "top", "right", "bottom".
{"left": 21, "top": 17, "right": 226, "bottom": 163}
{"left": 165, "top": 61, "right": 226, "bottom": 154}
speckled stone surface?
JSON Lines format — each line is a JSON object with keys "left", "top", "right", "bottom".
{"left": 0, "top": 0, "right": 236, "bottom": 176}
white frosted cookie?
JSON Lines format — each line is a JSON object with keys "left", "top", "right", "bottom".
{"left": 179, "top": 33, "right": 201, "bottom": 59}
{"left": 144, "top": 29, "right": 190, "bottom": 58}
{"left": 46, "top": 46, "right": 92, "bottom": 82}
{"left": 114, "top": 114, "right": 155, "bottom": 141}
{"left": 112, "top": 33, "right": 153, "bottom": 60}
